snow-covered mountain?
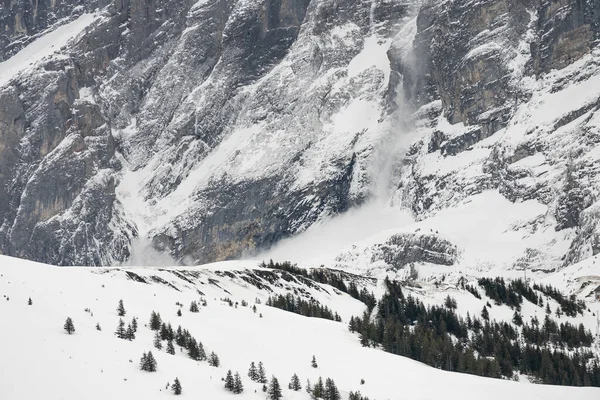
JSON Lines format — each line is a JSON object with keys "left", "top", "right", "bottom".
{"left": 1, "top": 0, "right": 599, "bottom": 270}
{"left": 1, "top": 254, "right": 599, "bottom": 399}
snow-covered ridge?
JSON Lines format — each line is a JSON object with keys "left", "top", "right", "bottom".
{"left": 1, "top": 255, "right": 599, "bottom": 399}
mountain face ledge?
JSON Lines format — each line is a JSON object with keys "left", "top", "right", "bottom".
{"left": 0, "top": 0, "right": 599, "bottom": 266}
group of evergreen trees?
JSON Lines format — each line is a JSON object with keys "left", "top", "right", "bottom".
{"left": 148, "top": 310, "right": 219, "bottom": 366}
{"left": 266, "top": 294, "right": 341, "bottom": 321}
{"left": 115, "top": 317, "right": 137, "bottom": 340}
{"left": 140, "top": 351, "right": 157, "bottom": 372}
{"left": 260, "top": 260, "right": 376, "bottom": 311}
{"left": 533, "top": 283, "right": 586, "bottom": 317}
{"left": 248, "top": 361, "right": 268, "bottom": 383}
{"left": 224, "top": 370, "right": 244, "bottom": 394}
{"left": 349, "top": 277, "right": 600, "bottom": 386}
{"left": 307, "top": 376, "right": 340, "bottom": 400}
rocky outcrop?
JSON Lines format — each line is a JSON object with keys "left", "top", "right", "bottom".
{"left": 374, "top": 233, "right": 459, "bottom": 269}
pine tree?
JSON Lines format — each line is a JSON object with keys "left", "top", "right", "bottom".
{"left": 197, "top": 340, "right": 207, "bottom": 360}
{"left": 188, "top": 337, "right": 201, "bottom": 360}
{"left": 512, "top": 310, "right": 523, "bottom": 326}
{"left": 248, "top": 362, "right": 258, "bottom": 381}
{"left": 268, "top": 376, "right": 282, "bottom": 400}
{"left": 150, "top": 311, "right": 162, "bottom": 330}
{"left": 311, "top": 355, "right": 318, "bottom": 368}
{"left": 115, "top": 318, "right": 126, "bottom": 339}
{"left": 125, "top": 323, "right": 135, "bottom": 340}
{"left": 131, "top": 317, "right": 138, "bottom": 333}
{"left": 28, "top": 297, "right": 32, "bottom": 305}
{"left": 140, "top": 352, "right": 147, "bottom": 370}
{"left": 208, "top": 352, "right": 220, "bottom": 367}
{"left": 96, "top": 322, "right": 102, "bottom": 331}
{"left": 233, "top": 372, "right": 244, "bottom": 394}
{"left": 290, "top": 373, "right": 301, "bottom": 391}
{"left": 324, "top": 378, "right": 340, "bottom": 400}
{"left": 177, "top": 309, "right": 182, "bottom": 317}
{"left": 172, "top": 377, "right": 182, "bottom": 395}
{"left": 481, "top": 306, "right": 489, "bottom": 321}
{"left": 160, "top": 322, "right": 169, "bottom": 340}
{"left": 140, "top": 351, "right": 157, "bottom": 372}
{"left": 154, "top": 331, "right": 163, "bottom": 350}
{"left": 190, "top": 301, "right": 199, "bottom": 312}
{"left": 166, "top": 339, "right": 176, "bottom": 355}
{"left": 312, "top": 377, "right": 324, "bottom": 399}
{"left": 258, "top": 361, "right": 267, "bottom": 383}
{"left": 64, "top": 317, "right": 75, "bottom": 334}
{"left": 117, "top": 299, "right": 126, "bottom": 317}
{"left": 224, "top": 370, "right": 235, "bottom": 391}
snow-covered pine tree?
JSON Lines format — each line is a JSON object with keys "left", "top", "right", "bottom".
{"left": 115, "top": 318, "right": 126, "bottom": 339}
{"left": 177, "top": 309, "right": 182, "bottom": 317}
{"left": 311, "top": 355, "right": 318, "bottom": 368}
{"left": 63, "top": 317, "right": 75, "bottom": 334}
{"left": 166, "top": 339, "right": 176, "bottom": 355}
{"left": 196, "top": 340, "right": 206, "bottom": 360}
{"left": 233, "top": 372, "right": 244, "bottom": 394}
{"left": 258, "top": 361, "right": 267, "bottom": 383}
{"left": 154, "top": 331, "right": 163, "bottom": 350}
{"left": 190, "top": 301, "right": 199, "bottom": 312}
{"left": 188, "top": 337, "right": 201, "bottom": 360}
{"left": 290, "top": 373, "right": 301, "bottom": 391}
{"left": 312, "top": 377, "right": 324, "bottom": 399}
{"left": 125, "top": 323, "right": 135, "bottom": 340}
{"left": 248, "top": 362, "right": 258, "bottom": 381}
{"left": 28, "top": 297, "right": 32, "bottom": 305}
{"left": 150, "top": 311, "right": 162, "bottom": 330}
{"left": 324, "top": 378, "right": 340, "bottom": 400}
{"left": 208, "top": 352, "right": 220, "bottom": 367}
{"left": 96, "top": 322, "right": 102, "bottom": 331}
{"left": 268, "top": 376, "right": 282, "bottom": 400}
{"left": 172, "top": 377, "right": 182, "bottom": 395}
{"left": 224, "top": 370, "right": 235, "bottom": 391}
{"left": 139, "top": 352, "right": 147, "bottom": 370}
{"left": 146, "top": 351, "right": 158, "bottom": 371}
{"left": 131, "top": 317, "right": 138, "bottom": 332}
{"left": 117, "top": 299, "right": 126, "bottom": 317}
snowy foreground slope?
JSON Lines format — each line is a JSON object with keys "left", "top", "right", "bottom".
{"left": 1, "top": 255, "right": 600, "bottom": 400}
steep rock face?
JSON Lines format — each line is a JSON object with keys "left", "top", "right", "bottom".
{"left": 0, "top": 0, "right": 599, "bottom": 268}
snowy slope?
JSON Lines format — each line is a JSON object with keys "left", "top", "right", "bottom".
{"left": 0, "top": 12, "right": 102, "bottom": 88}
{"left": 1, "top": 255, "right": 599, "bottom": 400}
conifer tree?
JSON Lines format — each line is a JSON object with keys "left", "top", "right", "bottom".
{"left": 197, "top": 340, "right": 207, "bottom": 360}
{"left": 312, "top": 377, "right": 324, "bottom": 399}
{"left": 324, "top": 378, "right": 340, "bottom": 400}
{"left": 115, "top": 318, "right": 126, "bottom": 339}
{"left": 117, "top": 299, "right": 126, "bottom": 317}
{"left": 208, "top": 352, "right": 220, "bottom": 367}
{"left": 140, "top": 351, "right": 157, "bottom": 372}
{"left": 190, "top": 301, "right": 199, "bottom": 312}
{"left": 28, "top": 297, "right": 32, "bottom": 306}
{"left": 306, "top": 379, "right": 311, "bottom": 394}
{"left": 96, "top": 322, "right": 102, "bottom": 331}
{"left": 224, "top": 370, "right": 235, "bottom": 391}
{"left": 248, "top": 362, "right": 258, "bottom": 381}
{"left": 154, "top": 331, "right": 163, "bottom": 350}
{"left": 140, "top": 352, "right": 147, "bottom": 370}
{"left": 64, "top": 317, "right": 75, "bottom": 334}
{"left": 166, "top": 339, "right": 176, "bottom": 355}
{"left": 172, "top": 377, "right": 182, "bottom": 395}
{"left": 160, "top": 322, "right": 169, "bottom": 340}
{"left": 481, "top": 306, "right": 489, "bottom": 321}
{"left": 258, "top": 361, "right": 267, "bottom": 383}
{"left": 268, "top": 376, "right": 282, "bottom": 400}
{"left": 131, "top": 317, "right": 138, "bottom": 333}
{"left": 176, "top": 326, "right": 186, "bottom": 347}
{"left": 177, "top": 309, "right": 182, "bottom": 317}
{"left": 311, "top": 355, "right": 318, "bottom": 368}
{"left": 290, "top": 373, "right": 301, "bottom": 391}
{"left": 150, "top": 311, "right": 162, "bottom": 330}
{"left": 125, "top": 323, "right": 135, "bottom": 340}
{"left": 167, "top": 323, "right": 175, "bottom": 341}
{"left": 233, "top": 372, "right": 244, "bottom": 394}
{"left": 512, "top": 311, "right": 523, "bottom": 326}
{"left": 188, "top": 337, "right": 201, "bottom": 360}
